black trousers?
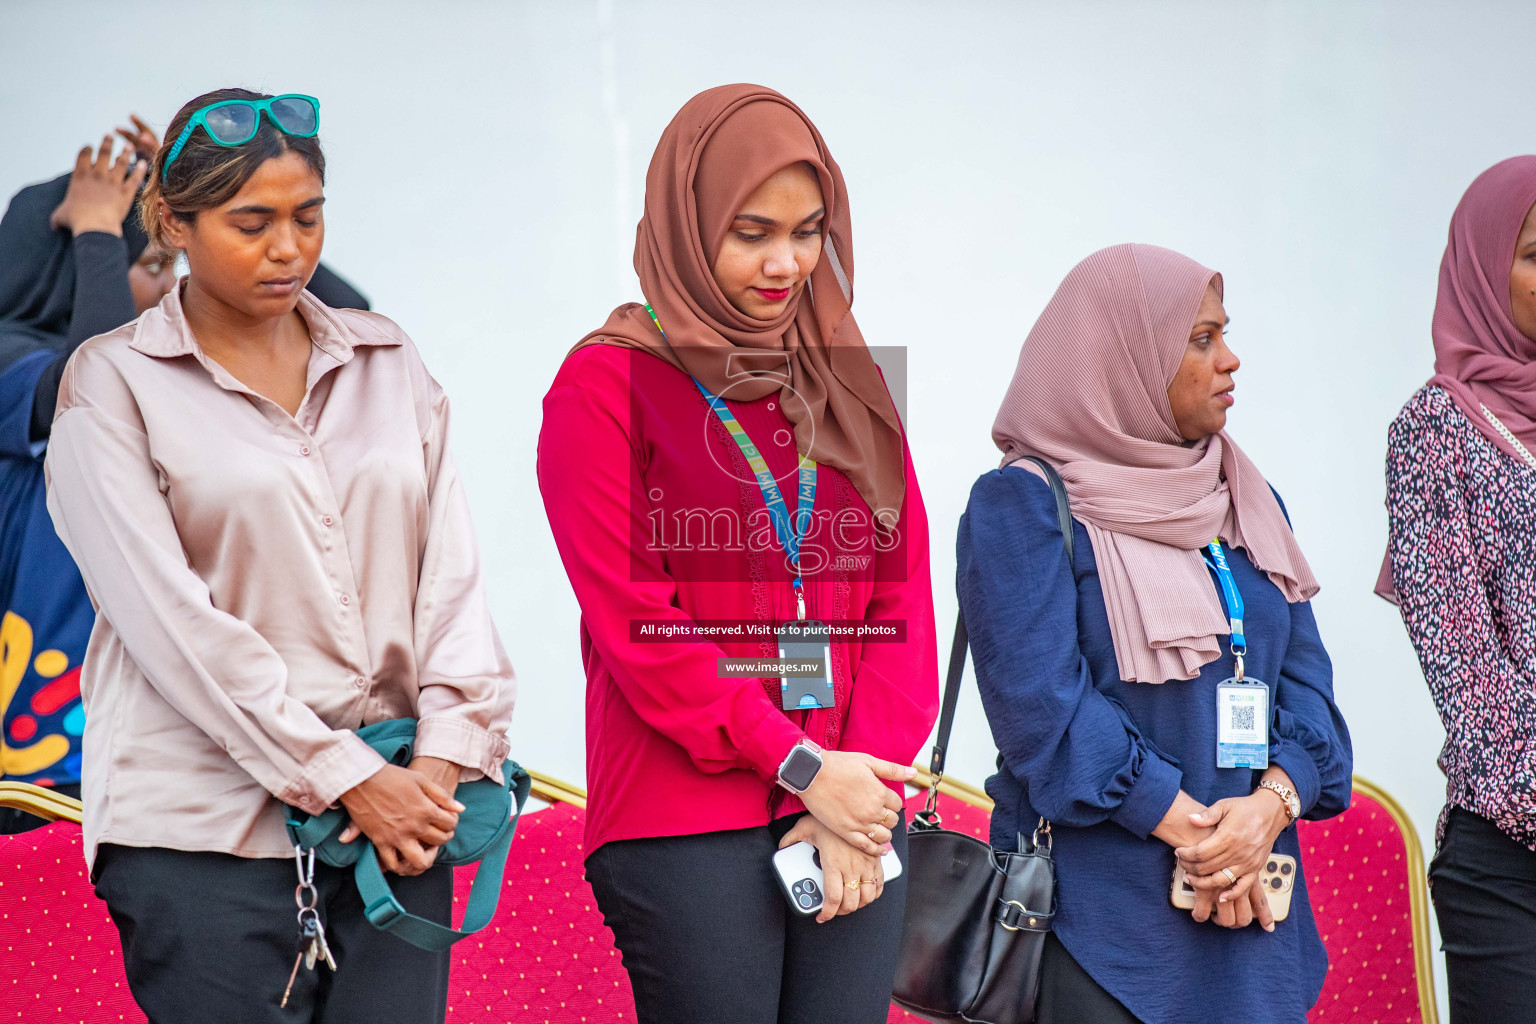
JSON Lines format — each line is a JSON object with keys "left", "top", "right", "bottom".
{"left": 0, "top": 782, "right": 81, "bottom": 834}
{"left": 1037, "top": 932, "right": 1143, "bottom": 1024}
{"left": 93, "top": 844, "right": 452, "bottom": 1024}
{"left": 586, "top": 812, "right": 909, "bottom": 1024}
{"left": 1430, "top": 806, "right": 1536, "bottom": 1024}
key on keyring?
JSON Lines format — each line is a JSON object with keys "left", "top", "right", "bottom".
{"left": 280, "top": 915, "right": 320, "bottom": 1008}
{"left": 312, "top": 913, "right": 338, "bottom": 971}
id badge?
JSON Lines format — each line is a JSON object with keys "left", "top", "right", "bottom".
{"left": 776, "top": 620, "right": 834, "bottom": 711}
{"left": 1216, "top": 679, "right": 1269, "bottom": 769}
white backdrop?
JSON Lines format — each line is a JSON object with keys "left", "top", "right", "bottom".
{"left": 7, "top": 1, "right": 1525, "bottom": 1012}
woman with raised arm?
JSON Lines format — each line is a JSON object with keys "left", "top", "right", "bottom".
{"left": 43, "top": 88, "right": 514, "bottom": 1023}
{"left": 538, "top": 84, "right": 938, "bottom": 1023}
{"left": 960, "top": 244, "right": 1351, "bottom": 1024}
{"left": 1382, "top": 156, "right": 1536, "bottom": 1024}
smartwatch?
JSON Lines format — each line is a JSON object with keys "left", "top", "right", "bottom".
{"left": 776, "top": 738, "right": 824, "bottom": 794}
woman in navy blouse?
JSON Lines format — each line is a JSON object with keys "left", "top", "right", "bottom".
{"left": 959, "top": 244, "right": 1351, "bottom": 1024}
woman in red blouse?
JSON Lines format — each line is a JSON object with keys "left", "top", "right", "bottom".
{"left": 537, "top": 84, "right": 938, "bottom": 1023}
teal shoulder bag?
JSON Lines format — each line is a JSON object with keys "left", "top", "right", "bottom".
{"left": 284, "top": 718, "right": 531, "bottom": 952}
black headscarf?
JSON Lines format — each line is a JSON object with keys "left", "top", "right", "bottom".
{"left": 0, "top": 172, "right": 149, "bottom": 364}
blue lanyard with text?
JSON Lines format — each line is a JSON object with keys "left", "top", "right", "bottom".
{"left": 1204, "top": 538, "right": 1248, "bottom": 680}
{"left": 643, "top": 301, "right": 819, "bottom": 620}
{"left": 692, "top": 377, "right": 818, "bottom": 621}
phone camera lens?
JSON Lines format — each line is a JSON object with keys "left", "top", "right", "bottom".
{"left": 1280, "top": 862, "right": 1292, "bottom": 876}
{"left": 1270, "top": 877, "right": 1283, "bottom": 890}
{"left": 797, "top": 893, "right": 814, "bottom": 909}
{"left": 1266, "top": 861, "right": 1277, "bottom": 873}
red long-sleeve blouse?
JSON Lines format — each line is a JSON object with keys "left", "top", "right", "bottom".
{"left": 537, "top": 344, "right": 938, "bottom": 852}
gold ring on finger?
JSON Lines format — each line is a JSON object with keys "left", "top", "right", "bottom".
{"left": 844, "top": 880, "right": 861, "bottom": 891}
{"left": 860, "top": 879, "right": 876, "bottom": 886}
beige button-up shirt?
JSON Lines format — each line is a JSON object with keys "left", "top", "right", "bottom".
{"left": 45, "top": 286, "right": 514, "bottom": 866}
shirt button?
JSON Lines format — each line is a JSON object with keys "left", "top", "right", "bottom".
{"left": 339, "top": 594, "right": 351, "bottom": 607}
{"left": 354, "top": 675, "right": 367, "bottom": 689}
{"left": 299, "top": 445, "right": 312, "bottom": 456}
{"left": 322, "top": 515, "right": 334, "bottom": 527}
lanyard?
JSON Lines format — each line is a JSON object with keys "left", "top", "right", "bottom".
{"left": 645, "top": 304, "right": 818, "bottom": 621}
{"left": 1204, "top": 538, "right": 1248, "bottom": 680}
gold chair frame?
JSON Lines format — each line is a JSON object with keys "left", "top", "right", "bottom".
{"left": 1, "top": 769, "right": 1437, "bottom": 1024}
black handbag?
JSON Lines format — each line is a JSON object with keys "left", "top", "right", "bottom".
{"left": 892, "top": 455, "right": 1072, "bottom": 1024}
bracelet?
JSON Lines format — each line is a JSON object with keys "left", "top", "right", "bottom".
{"left": 1256, "top": 780, "right": 1298, "bottom": 824}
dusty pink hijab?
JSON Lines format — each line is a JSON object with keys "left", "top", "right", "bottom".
{"left": 1376, "top": 156, "right": 1536, "bottom": 601}
{"left": 993, "top": 244, "right": 1320, "bottom": 684}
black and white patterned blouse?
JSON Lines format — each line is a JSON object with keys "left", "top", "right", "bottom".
{"left": 1387, "top": 384, "right": 1536, "bottom": 851}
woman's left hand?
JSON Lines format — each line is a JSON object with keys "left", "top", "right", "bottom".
{"left": 49, "top": 137, "right": 145, "bottom": 237}
{"left": 777, "top": 815, "right": 884, "bottom": 924}
{"left": 1176, "top": 790, "right": 1289, "bottom": 913}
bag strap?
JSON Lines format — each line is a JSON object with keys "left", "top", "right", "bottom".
{"left": 921, "top": 456, "right": 1073, "bottom": 819}
{"left": 286, "top": 807, "right": 347, "bottom": 851}
{"left": 356, "top": 769, "right": 532, "bottom": 952}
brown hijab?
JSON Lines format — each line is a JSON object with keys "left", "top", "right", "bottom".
{"left": 572, "top": 84, "right": 906, "bottom": 522}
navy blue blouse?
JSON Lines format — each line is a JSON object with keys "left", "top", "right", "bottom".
{"left": 957, "top": 465, "right": 1352, "bottom": 1024}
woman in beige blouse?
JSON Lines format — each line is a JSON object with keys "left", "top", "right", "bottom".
{"left": 43, "top": 88, "right": 515, "bottom": 1024}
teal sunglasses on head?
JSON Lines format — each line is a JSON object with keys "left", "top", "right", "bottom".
{"left": 161, "top": 94, "right": 320, "bottom": 182}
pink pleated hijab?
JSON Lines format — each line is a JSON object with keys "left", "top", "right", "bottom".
{"left": 1375, "top": 156, "right": 1536, "bottom": 602}
{"left": 993, "top": 244, "right": 1320, "bottom": 684}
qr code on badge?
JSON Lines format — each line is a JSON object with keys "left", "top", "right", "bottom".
{"left": 1232, "top": 705, "right": 1256, "bottom": 731}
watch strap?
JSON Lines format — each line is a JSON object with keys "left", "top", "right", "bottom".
{"left": 1257, "top": 780, "right": 1298, "bottom": 822}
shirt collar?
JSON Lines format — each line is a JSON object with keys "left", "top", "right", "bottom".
{"left": 128, "top": 280, "right": 400, "bottom": 362}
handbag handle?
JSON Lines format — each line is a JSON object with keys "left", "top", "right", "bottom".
{"left": 921, "top": 455, "right": 1073, "bottom": 822}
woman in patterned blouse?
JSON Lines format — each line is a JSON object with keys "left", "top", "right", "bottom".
{"left": 1382, "top": 156, "right": 1536, "bottom": 1024}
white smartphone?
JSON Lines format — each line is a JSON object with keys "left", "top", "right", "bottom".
{"left": 771, "top": 841, "right": 904, "bottom": 916}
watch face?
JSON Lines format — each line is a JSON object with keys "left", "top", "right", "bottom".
{"left": 781, "top": 747, "right": 821, "bottom": 791}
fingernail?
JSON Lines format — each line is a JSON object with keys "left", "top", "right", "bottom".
{"left": 882, "top": 843, "right": 894, "bottom": 853}
{"left": 903, "top": 767, "right": 917, "bottom": 777}
{"left": 453, "top": 801, "right": 466, "bottom": 811}
{"left": 1265, "top": 923, "right": 1275, "bottom": 932}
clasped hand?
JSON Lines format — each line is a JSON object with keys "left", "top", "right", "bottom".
{"left": 797, "top": 750, "right": 913, "bottom": 856}
{"left": 337, "top": 757, "right": 464, "bottom": 876}
{"left": 777, "top": 816, "right": 884, "bottom": 923}
{"left": 1176, "top": 792, "right": 1290, "bottom": 933}
{"left": 780, "top": 749, "right": 914, "bottom": 922}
